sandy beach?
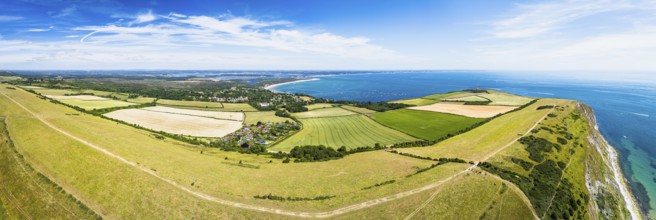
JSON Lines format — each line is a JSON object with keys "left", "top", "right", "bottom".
{"left": 264, "top": 78, "right": 320, "bottom": 91}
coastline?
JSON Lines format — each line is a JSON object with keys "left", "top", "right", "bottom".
{"left": 581, "top": 103, "right": 643, "bottom": 219}
{"left": 264, "top": 78, "right": 320, "bottom": 91}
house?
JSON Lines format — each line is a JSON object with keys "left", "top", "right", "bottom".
{"left": 259, "top": 102, "right": 271, "bottom": 107}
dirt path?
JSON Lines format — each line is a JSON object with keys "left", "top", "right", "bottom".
{"left": 0, "top": 90, "right": 548, "bottom": 218}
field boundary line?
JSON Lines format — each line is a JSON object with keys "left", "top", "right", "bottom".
{"left": 0, "top": 90, "right": 545, "bottom": 218}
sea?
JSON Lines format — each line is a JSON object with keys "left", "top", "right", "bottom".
{"left": 271, "top": 71, "right": 656, "bottom": 218}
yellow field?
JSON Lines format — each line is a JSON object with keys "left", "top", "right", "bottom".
{"left": 408, "top": 102, "right": 517, "bottom": 118}
{"left": 142, "top": 106, "right": 244, "bottom": 121}
{"left": 104, "top": 109, "right": 243, "bottom": 137}
{"left": 340, "top": 105, "right": 376, "bottom": 114}
{"left": 305, "top": 103, "right": 336, "bottom": 110}
{"left": 244, "top": 111, "right": 289, "bottom": 124}
{"left": 218, "top": 103, "right": 257, "bottom": 112}
{"left": 292, "top": 107, "right": 358, "bottom": 118}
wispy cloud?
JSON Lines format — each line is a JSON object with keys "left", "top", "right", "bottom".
{"left": 491, "top": 0, "right": 632, "bottom": 39}
{"left": 27, "top": 26, "right": 55, "bottom": 32}
{"left": 51, "top": 5, "right": 77, "bottom": 18}
{"left": 0, "top": 15, "right": 23, "bottom": 22}
{"left": 134, "top": 10, "right": 157, "bottom": 23}
{"left": 73, "top": 12, "right": 394, "bottom": 58}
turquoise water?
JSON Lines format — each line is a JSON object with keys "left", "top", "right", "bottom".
{"left": 273, "top": 72, "right": 656, "bottom": 218}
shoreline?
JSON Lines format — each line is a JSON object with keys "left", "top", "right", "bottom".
{"left": 264, "top": 78, "right": 320, "bottom": 91}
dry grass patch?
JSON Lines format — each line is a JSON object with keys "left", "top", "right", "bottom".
{"left": 104, "top": 109, "right": 242, "bottom": 137}
{"left": 142, "top": 106, "right": 244, "bottom": 121}
{"left": 409, "top": 102, "right": 516, "bottom": 118}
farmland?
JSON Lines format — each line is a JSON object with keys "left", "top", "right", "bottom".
{"left": 305, "top": 103, "right": 335, "bottom": 110}
{"left": 244, "top": 111, "right": 288, "bottom": 124}
{"left": 292, "top": 107, "right": 358, "bottom": 118}
{"left": 219, "top": 103, "right": 258, "bottom": 112}
{"left": 44, "top": 95, "right": 137, "bottom": 110}
{"left": 126, "top": 97, "right": 156, "bottom": 104}
{"left": 340, "top": 105, "right": 376, "bottom": 114}
{"left": 270, "top": 115, "right": 418, "bottom": 151}
{"left": 477, "top": 92, "right": 534, "bottom": 106}
{"left": 104, "top": 109, "right": 243, "bottom": 137}
{"left": 157, "top": 99, "right": 223, "bottom": 108}
{"left": 143, "top": 106, "right": 244, "bottom": 121}
{"left": 371, "top": 109, "right": 485, "bottom": 140}
{"left": 409, "top": 103, "right": 517, "bottom": 118}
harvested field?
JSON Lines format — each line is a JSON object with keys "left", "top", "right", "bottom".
{"left": 270, "top": 115, "right": 417, "bottom": 151}
{"left": 409, "top": 103, "right": 516, "bottom": 118}
{"left": 45, "top": 95, "right": 137, "bottom": 110}
{"left": 104, "top": 109, "right": 242, "bottom": 137}
{"left": 292, "top": 107, "right": 358, "bottom": 118}
{"left": 142, "top": 106, "right": 244, "bottom": 121}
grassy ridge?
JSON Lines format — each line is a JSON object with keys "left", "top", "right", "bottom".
{"left": 371, "top": 109, "right": 486, "bottom": 140}
{"left": 0, "top": 118, "right": 100, "bottom": 219}
{"left": 270, "top": 115, "right": 418, "bottom": 151}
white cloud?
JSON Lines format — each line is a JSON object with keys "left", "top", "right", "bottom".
{"left": 0, "top": 15, "right": 23, "bottom": 22}
{"left": 134, "top": 10, "right": 157, "bottom": 23}
{"left": 492, "top": 0, "right": 632, "bottom": 39}
{"left": 52, "top": 5, "right": 77, "bottom": 18}
{"left": 27, "top": 26, "right": 55, "bottom": 32}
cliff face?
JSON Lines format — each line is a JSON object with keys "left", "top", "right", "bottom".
{"left": 578, "top": 103, "right": 642, "bottom": 219}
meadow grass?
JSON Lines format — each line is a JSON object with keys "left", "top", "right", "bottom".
{"left": 157, "top": 99, "right": 223, "bottom": 108}
{"left": 423, "top": 91, "right": 466, "bottom": 100}
{"left": 244, "top": 111, "right": 289, "bottom": 124}
{"left": 292, "top": 107, "right": 358, "bottom": 118}
{"left": 304, "top": 103, "right": 335, "bottom": 110}
{"left": 340, "top": 105, "right": 376, "bottom": 114}
{"left": 389, "top": 98, "right": 439, "bottom": 106}
{"left": 397, "top": 99, "right": 569, "bottom": 161}
{"left": 478, "top": 91, "right": 534, "bottom": 106}
{"left": 442, "top": 95, "right": 490, "bottom": 102}
{"left": 371, "top": 109, "right": 485, "bottom": 140}
{"left": 126, "top": 97, "right": 156, "bottom": 104}
{"left": 0, "top": 119, "right": 99, "bottom": 219}
{"left": 271, "top": 115, "right": 418, "bottom": 151}
{"left": 218, "top": 103, "right": 257, "bottom": 112}
{"left": 335, "top": 170, "right": 534, "bottom": 220}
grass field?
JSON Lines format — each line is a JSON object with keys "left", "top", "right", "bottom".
{"left": 157, "top": 99, "right": 223, "bottom": 108}
{"left": 271, "top": 115, "right": 417, "bottom": 151}
{"left": 292, "top": 107, "right": 358, "bottom": 118}
{"left": 340, "top": 105, "right": 376, "bottom": 114}
{"left": 305, "top": 103, "right": 336, "bottom": 110}
{"left": 409, "top": 102, "right": 517, "bottom": 118}
{"left": 219, "top": 103, "right": 257, "bottom": 112}
{"left": 371, "top": 109, "right": 486, "bottom": 140}
{"left": 0, "top": 76, "right": 21, "bottom": 82}
{"left": 423, "top": 91, "right": 466, "bottom": 100}
{"left": 59, "top": 99, "right": 136, "bottom": 110}
{"left": 244, "top": 111, "right": 289, "bottom": 124}
{"left": 478, "top": 92, "right": 534, "bottom": 106}
{"left": 442, "top": 95, "right": 490, "bottom": 102}
{"left": 126, "top": 97, "right": 156, "bottom": 104}
{"left": 142, "top": 106, "right": 244, "bottom": 121}
{"left": 104, "top": 109, "right": 243, "bottom": 137}
{"left": 0, "top": 119, "right": 99, "bottom": 219}
{"left": 389, "top": 98, "right": 440, "bottom": 106}
{"left": 397, "top": 99, "right": 568, "bottom": 161}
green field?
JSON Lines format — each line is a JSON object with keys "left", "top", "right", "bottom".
{"left": 371, "top": 109, "right": 486, "bottom": 140}
{"left": 292, "top": 107, "right": 358, "bottom": 118}
{"left": 389, "top": 98, "right": 439, "bottom": 106}
{"left": 126, "top": 97, "right": 156, "bottom": 104}
{"left": 340, "top": 105, "right": 376, "bottom": 114}
{"left": 0, "top": 76, "right": 21, "bottom": 82}
{"left": 271, "top": 115, "right": 418, "bottom": 151}
{"left": 477, "top": 92, "right": 534, "bottom": 106}
{"left": 219, "top": 103, "right": 258, "bottom": 112}
{"left": 244, "top": 111, "right": 289, "bottom": 124}
{"left": 58, "top": 99, "right": 136, "bottom": 110}
{"left": 442, "top": 95, "right": 490, "bottom": 102}
{"left": 157, "top": 99, "right": 223, "bottom": 108}
{"left": 304, "top": 103, "right": 335, "bottom": 110}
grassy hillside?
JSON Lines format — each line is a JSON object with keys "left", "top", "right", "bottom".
{"left": 271, "top": 115, "right": 418, "bottom": 151}
{"left": 292, "top": 107, "right": 358, "bottom": 118}
{"left": 0, "top": 119, "right": 100, "bottom": 219}
{"left": 371, "top": 109, "right": 485, "bottom": 140}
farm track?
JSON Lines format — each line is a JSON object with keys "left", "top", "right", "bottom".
{"left": 1, "top": 90, "right": 548, "bottom": 218}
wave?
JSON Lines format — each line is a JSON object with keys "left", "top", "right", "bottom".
{"left": 629, "top": 112, "right": 650, "bottom": 117}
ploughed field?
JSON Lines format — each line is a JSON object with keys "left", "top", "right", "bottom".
{"left": 270, "top": 115, "right": 418, "bottom": 151}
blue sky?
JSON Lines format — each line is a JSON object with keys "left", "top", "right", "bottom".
{"left": 0, "top": 0, "right": 655, "bottom": 70}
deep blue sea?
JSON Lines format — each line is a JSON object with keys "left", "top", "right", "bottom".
{"left": 273, "top": 71, "right": 656, "bottom": 218}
